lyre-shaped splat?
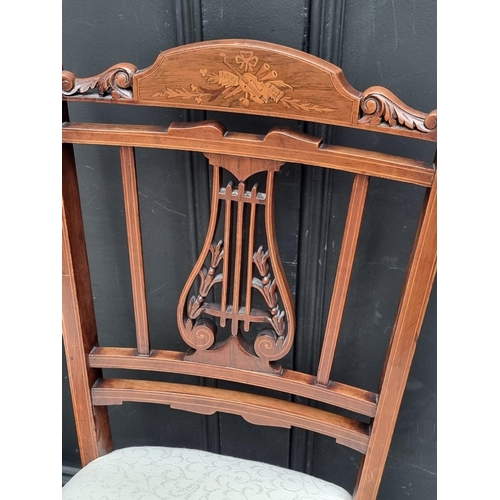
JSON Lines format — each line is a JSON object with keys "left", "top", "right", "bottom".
{"left": 177, "top": 153, "right": 295, "bottom": 374}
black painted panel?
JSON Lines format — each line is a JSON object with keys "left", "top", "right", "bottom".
{"left": 201, "top": 0, "right": 308, "bottom": 48}
{"left": 289, "top": 0, "right": 348, "bottom": 475}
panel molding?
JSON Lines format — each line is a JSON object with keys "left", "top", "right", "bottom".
{"left": 175, "top": 0, "right": 221, "bottom": 455}
{"left": 290, "top": 0, "right": 347, "bottom": 475}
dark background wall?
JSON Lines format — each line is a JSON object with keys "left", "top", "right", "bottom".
{"left": 62, "top": 1, "right": 436, "bottom": 498}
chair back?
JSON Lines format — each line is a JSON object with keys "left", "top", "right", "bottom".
{"left": 62, "top": 40, "right": 436, "bottom": 500}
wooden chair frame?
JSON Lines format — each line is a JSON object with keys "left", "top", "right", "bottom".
{"left": 62, "top": 39, "right": 436, "bottom": 500}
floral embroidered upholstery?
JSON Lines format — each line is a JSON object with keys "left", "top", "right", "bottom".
{"left": 63, "top": 447, "right": 352, "bottom": 500}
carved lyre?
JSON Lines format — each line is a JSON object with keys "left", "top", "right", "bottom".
{"left": 176, "top": 153, "right": 295, "bottom": 374}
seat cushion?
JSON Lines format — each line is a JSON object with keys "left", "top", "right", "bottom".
{"left": 63, "top": 446, "right": 352, "bottom": 499}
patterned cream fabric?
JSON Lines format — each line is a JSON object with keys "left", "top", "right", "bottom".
{"left": 63, "top": 446, "right": 352, "bottom": 499}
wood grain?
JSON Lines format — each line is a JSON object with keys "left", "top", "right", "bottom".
{"left": 220, "top": 179, "right": 232, "bottom": 326}
{"left": 176, "top": 166, "right": 221, "bottom": 351}
{"left": 119, "top": 146, "right": 150, "bottom": 355}
{"left": 92, "top": 378, "right": 370, "bottom": 454}
{"left": 62, "top": 121, "right": 435, "bottom": 186}
{"left": 88, "top": 347, "right": 378, "bottom": 417}
{"left": 244, "top": 185, "right": 258, "bottom": 331}
{"left": 316, "top": 174, "right": 369, "bottom": 386}
{"left": 353, "top": 174, "right": 437, "bottom": 500}
{"left": 62, "top": 103, "right": 113, "bottom": 465}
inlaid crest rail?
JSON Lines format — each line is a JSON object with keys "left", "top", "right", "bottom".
{"left": 62, "top": 39, "right": 437, "bottom": 141}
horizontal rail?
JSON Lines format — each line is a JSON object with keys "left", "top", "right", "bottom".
{"left": 93, "top": 378, "right": 370, "bottom": 454}
{"left": 62, "top": 121, "right": 434, "bottom": 186}
{"left": 89, "top": 347, "right": 378, "bottom": 417}
{"left": 62, "top": 95, "right": 437, "bottom": 143}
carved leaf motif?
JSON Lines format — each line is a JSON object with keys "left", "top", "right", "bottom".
{"left": 198, "top": 269, "right": 223, "bottom": 298}
{"left": 252, "top": 277, "right": 278, "bottom": 310}
{"left": 262, "top": 279, "right": 278, "bottom": 309}
{"left": 186, "top": 241, "right": 224, "bottom": 320}
{"left": 253, "top": 246, "right": 270, "bottom": 276}
{"left": 359, "top": 89, "right": 437, "bottom": 134}
{"left": 209, "top": 240, "right": 224, "bottom": 268}
{"left": 62, "top": 63, "right": 137, "bottom": 99}
{"left": 75, "top": 79, "right": 97, "bottom": 94}
{"left": 252, "top": 247, "right": 286, "bottom": 338}
{"left": 187, "top": 296, "right": 202, "bottom": 319}
{"left": 270, "top": 311, "right": 285, "bottom": 337}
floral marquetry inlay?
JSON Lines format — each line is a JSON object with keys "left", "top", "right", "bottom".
{"left": 152, "top": 51, "right": 336, "bottom": 113}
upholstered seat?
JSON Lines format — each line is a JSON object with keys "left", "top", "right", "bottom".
{"left": 63, "top": 447, "right": 352, "bottom": 500}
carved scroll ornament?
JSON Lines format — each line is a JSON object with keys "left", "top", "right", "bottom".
{"left": 359, "top": 86, "right": 437, "bottom": 136}
{"left": 62, "top": 63, "right": 137, "bottom": 99}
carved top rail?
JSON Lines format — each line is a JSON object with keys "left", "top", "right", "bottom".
{"left": 62, "top": 39, "right": 437, "bottom": 142}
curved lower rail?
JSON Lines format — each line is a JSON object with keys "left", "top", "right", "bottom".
{"left": 89, "top": 347, "right": 377, "bottom": 417}
{"left": 92, "top": 378, "right": 370, "bottom": 454}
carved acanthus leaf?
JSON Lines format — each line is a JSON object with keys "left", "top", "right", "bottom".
{"left": 186, "top": 241, "right": 224, "bottom": 319}
{"left": 209, "top": 240, "right": 224, "bottom": 269}
{"left": 252, "top": 277, "right": 278, "bottom": 311}
{"left": 253, "top": 246, "right": 270, "bottom": 276}
{"left": 359, "top": 87, "right": 437, "bottom": 134}
{"left": 270, "top": 310, "right": 285, "bottom": 337}
{"left": 62, "top": 63, "right": 137, "bottom": 99}
{"left": 252, "top": 248, "right": 285, "bottom": 337}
